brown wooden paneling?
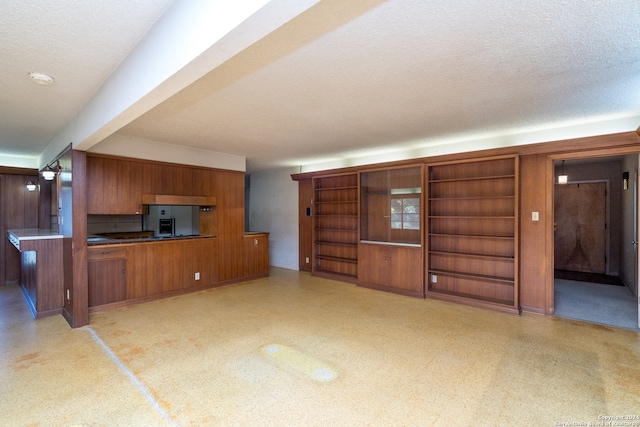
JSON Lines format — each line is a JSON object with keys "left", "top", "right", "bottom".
{"left": 126, "top": 244, "right": 147, "bottom": 299}
{"left": 39, "top": 178, "right": 52, "bottom": 230}
{"left": 358, "top": 243, "right": 423, "bottom": 297}
{"left": 244, "top": 233, "right": 269, "bottom": 278}
{"left": 144, "top": 242, "right": 165, "bottom": 296}
{"left": 70, "top": 150, "right": 89, "bottom": 327}
{"left": 18, "top": 238, "right": 64, "bottom": 318}
{"left": 1, "top": 173, "right": 40, "bottom": 285}
{"left": 88, "top": 257, "right": 127, "bottom": 307}
{"left": 518, "top": 154, "right": 549, "bottom": 314}
{"left": 298, "top": 178, "right": 313, "bottom": 272}
{"left": 86, "top": 155, "right": 104, "bottom": 214}
{"left": 214, "top": 170, "right": 245, "bottom": 283}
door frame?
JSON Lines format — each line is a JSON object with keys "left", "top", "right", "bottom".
{"left": 546, "top": 149, "right": 640, "bottom": 316}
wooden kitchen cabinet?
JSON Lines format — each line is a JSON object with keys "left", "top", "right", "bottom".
{"left": 244, "top": 233, "right": 269, "bottom": 278}
{"left": 88, "top": 247, "right": 127, "bottom": 308}
{"left": 86, "top": 156, "right": 144, "bottom": 215}
{"left": 87, "top": 154, "right": 223, "bottom": 215}
{"left": 358, "top": 242, "right": 424, "bottom": 297}
{"left": 88, "top": 237, "right": 218, "bottom": 311}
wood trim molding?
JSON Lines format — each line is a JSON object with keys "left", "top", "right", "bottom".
{"left": 0, "top": 166, "right": 38, "bottom": 176}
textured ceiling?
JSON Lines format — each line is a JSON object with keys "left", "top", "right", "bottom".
{"left": 2, "top": 0, "right": 640, "bottom": 172}
{"left": 0, "top": 0, "right": 173, "bottom": 157}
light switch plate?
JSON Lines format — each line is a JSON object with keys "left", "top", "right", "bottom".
{"left": 532, "top": 212, "right": 539, "bottom": 221}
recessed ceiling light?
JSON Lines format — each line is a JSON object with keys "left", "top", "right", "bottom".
{"left": 29, "top": 72, "right": 54, "bottom": 86}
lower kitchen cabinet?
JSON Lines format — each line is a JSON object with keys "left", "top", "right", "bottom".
{"left": 358, "top": 242, "right": 424, "bottom": 297}
{"left": 88, "top": 238, "right": 219, "bottom": 310}
{"left": 244, "top": 233, "right": 269, "bottom": 278}
{"left": 88, "top": 247, "right": 128, "bottom": 307}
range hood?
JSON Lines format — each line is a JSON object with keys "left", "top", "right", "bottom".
{"left": 142, "top": 194, "right": 216, "bottom": 206}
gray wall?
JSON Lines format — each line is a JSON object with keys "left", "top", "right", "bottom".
{"left": 247, "top": 167, "right": 299, "bottom": 270}
{"left": 620, "top": 154, "right": 639, "bottom": 295}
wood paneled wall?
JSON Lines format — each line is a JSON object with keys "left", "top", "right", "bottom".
{"left": 293, "top": 131, "right": 640, "bottom": 315}
{"left": 298, "top": 179, "right": 313, "bottom": 272}
{"left": 0, "top": 171, "right": 40, "bottom": 285}
{"left": 518, "top": 154, "right": 551, "bottom": 314}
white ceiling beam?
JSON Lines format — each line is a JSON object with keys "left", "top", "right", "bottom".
{"left": 39, "top": 0, "right": 320, "bottom": 166}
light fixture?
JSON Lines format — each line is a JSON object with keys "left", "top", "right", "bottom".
{"left": 40, "top": 162, "right": 60, "bottom": 181}
{"left": 558, "top": 160, "right": 568, "bottom": 184}
{"left": 29, "top": 72, "right": 54, "bottom": 86}
{"left": 26, "top": 181, "right": 37, "bottom": 192}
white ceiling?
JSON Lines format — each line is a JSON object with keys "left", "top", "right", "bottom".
{"left": 2, "top": 0, "right": 640, "bottom": 173}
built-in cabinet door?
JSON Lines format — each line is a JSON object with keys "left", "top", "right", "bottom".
{"left": 88, "top": 247, "right": 128, "bottom": 307}
{"left": 244, "top": 234, "right": 269, "bottom": 278}
{"left": 358, "top": 243, "right": 424, "bottom": 297}
{"left": 86, "top": 156, "right": 143, "bottom": 215}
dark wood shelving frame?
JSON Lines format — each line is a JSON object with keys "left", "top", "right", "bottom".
{"left": 312, "top": 173, "right": 359, "bottom": 281}
{"left": 426, "top": 155, "right": 519, "bottom": 313}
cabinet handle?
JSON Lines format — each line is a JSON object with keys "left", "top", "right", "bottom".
{"left": 383, "top": 254, "right": 391, "bottom": 261}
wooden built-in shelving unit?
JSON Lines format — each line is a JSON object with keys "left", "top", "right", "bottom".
{"left": 427, "top": 156, "right": 519, "bottom": 313}
{"left": 312, "top": 173, "right": 359, "bottom": 281}
{"left": 358, "top": 165, "right": 424, "bottom": 296}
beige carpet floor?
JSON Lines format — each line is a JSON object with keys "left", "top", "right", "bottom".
{"left": 2, "top": 267, "right": 639, "bottom": 426}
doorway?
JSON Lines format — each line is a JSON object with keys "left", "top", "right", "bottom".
{"left": 554, "top": 181, "right": 607, "bottom": 274}
{"left": 552, "top": 156, "right": 639, "bottom": 330}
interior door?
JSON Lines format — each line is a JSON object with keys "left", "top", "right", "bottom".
{"left": 554, "top": 182, "right": 607, "bottom": 274}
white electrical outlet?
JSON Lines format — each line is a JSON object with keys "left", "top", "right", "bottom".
{"left": 432, "top": 274, "right": 438, "bottom": 284}
{"left": 532, "top": 211, "right": 539, "bottom": 221}
{"left": 305, "top": 257, "right": 310, "bottom": 263}
{"left": 195, "top": 272, "right": 200, "bottom": 280}
{"left": 66, "top": 289, "right": 70, "bottom": 300}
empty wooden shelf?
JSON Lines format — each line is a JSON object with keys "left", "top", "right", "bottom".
{"left": 312, "top": 173, "right": 359, "bottom": 281}
{"left": 427, "top": 156, "right": 519, "bottom": 313}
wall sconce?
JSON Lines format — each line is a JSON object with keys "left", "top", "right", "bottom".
{"left": 40, "top": 161, "right": 60, "bottom": 181}
{"left": 557, "top": 160, "right": 568, "bottom": 184}
{"left": 622, "top": 171, "right": 629, "bottom": 190}
{"left": 26, "top": 181, "right": 37, "bottom": 191}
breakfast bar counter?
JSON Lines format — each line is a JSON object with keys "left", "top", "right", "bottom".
{"left": 7, "top": 229, "right": 64, "bottom": 318}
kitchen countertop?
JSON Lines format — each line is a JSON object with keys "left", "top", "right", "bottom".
{"left": 7, "top": 229, "right": 64, "bottom": 252}
{"left": 87, "top": 234, "right": 216, "bottom": 246}
{"left": 8, "top": 228, "right": 63, "bottom": 240}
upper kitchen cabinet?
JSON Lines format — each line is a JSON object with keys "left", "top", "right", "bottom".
{"left": 86, "top": 154, "right": 218, "bottom": 215}
{"left": 87, "top": 155, "right": 143, "bottom": 215}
